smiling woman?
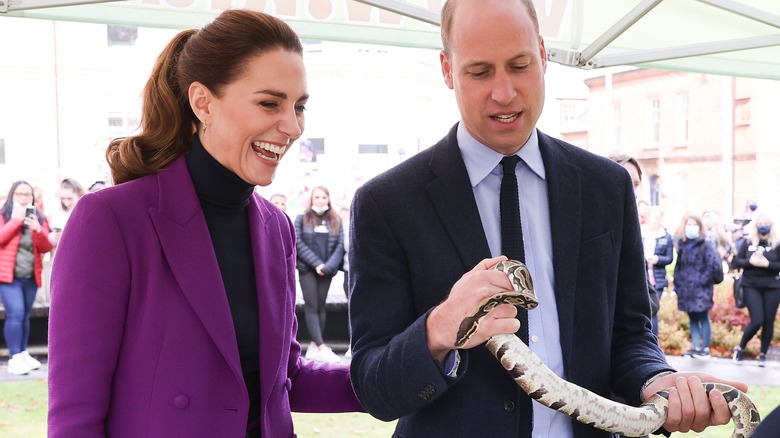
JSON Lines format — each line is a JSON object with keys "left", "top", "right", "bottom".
{"left": 47, "top": 9, "right": 361, "bottom": 438}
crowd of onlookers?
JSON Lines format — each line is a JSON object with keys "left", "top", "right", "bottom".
{"left": 2, "top": 173, "right": 777, "bottom": 371}
{"left": 637, "top": 196, "right": 778, "bottom": 367}
{"left": 611, "top": 155, "right": 778, "bottom": 367}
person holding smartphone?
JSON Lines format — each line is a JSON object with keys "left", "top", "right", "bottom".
{"left": 0, "top": 181, "right": 53, "bottom": 375}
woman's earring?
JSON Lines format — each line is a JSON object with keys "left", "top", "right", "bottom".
{"left": 202, "top": 123, "right": 207, "bottom": 133}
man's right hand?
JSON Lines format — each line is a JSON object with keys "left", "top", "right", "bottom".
{"left": 425, "top": 256, "right": 521, "bottom": 362}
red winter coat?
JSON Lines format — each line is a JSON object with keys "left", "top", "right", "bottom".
{"left": 0, "top": 216, "right": 53, "bottom": 287}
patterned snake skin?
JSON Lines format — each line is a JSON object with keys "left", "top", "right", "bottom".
{"left": 454, "top": 260, "right": 761, "bottom": 438}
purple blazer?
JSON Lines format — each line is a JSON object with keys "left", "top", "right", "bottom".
{"left": 48, "top": 157, "right": 361, "bottom": 437}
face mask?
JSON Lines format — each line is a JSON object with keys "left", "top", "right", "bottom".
{"left": 749, "top": 203, "right": 758, "bottom": 211}
{"left": 684, "top": 225, "right": 700, "bottom": 240}
{"left": 757, "top": 225, "right": 771, "bottom": 235}
{"left": 311, "top": 205, "right": 329, "bottom": 214}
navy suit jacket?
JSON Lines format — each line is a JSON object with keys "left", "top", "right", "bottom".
{"left": 349, "top": 124, "right": 673, "bottom": 437}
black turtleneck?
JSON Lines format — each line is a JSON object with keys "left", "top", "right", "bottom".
{"left": 185, "top": 136, "right": 260, "bottom": 434}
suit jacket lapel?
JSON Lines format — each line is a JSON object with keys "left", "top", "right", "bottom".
{"left": 427, "top": 125, "right": 492, "bottom": 269}
{"left": 248, "top": 196, "right": 289, "bottom": 408}
{"left": 149, "top": 157, "right": 244, "bottom": 385}
{"left": 538, "top": 132, "right": 581, "bottom": 364}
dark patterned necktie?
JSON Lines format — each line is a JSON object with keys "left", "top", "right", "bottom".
{"left": 499, "top": 155, "right": 532, "bottom": 438}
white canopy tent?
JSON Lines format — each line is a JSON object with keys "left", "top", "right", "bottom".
{"left": 2, "top": 0, "right": 780, "bottom": 80}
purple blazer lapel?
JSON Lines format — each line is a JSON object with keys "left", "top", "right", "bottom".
{"left": 248, "top": 196, "right": 290, "bottom": 405}
{"left": 148, "top": 157, "right": 244, "bottom": 385}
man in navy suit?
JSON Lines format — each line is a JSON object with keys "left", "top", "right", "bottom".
{"left": 348, "top": 0, "right": 746, "bottom": 437}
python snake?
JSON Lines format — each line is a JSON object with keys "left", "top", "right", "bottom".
{"left": 454, "top": 259, "right": 761, "bottom": 438}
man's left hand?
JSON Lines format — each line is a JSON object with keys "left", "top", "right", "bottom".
{"left": 642, "top": 373, "right": 747, "bottom": 433}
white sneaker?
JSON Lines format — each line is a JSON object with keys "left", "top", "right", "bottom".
{"left": 304, "top": 344, "right": 321, "bottom": 362}
{"left": 345, "top": 347, "right": 352, "bottom": 359}
{"left": 7, "top": 353, "right": 33, "bottom": 375}
{"left": 20, "top": 350, "right": 41, "bottom": 370}
{"left": 318, "top": 347, "right": 341, "bottom": 363}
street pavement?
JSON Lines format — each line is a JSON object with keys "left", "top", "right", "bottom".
{"left": 666, "top": 351, "right": 779, "bottom": 387}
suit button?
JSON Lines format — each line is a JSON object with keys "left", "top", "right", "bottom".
{"left": 417, "top": 384, "right": 436, "bottom": 400}
{"left": 504, "top": 400, "right": 515, "bottom": 412}
{"left": 174, "top": 395, "right": 190, "bottom": 409}
{"left": 285, "top": 378, "right": 292, "bottom": 391}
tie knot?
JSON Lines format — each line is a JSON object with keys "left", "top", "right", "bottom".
{"left": 500, "top": 155, "right": 521, "bottom": 175}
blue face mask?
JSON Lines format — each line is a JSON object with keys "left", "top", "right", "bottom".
{"left": 684, "top": 225, "right": 700, "bottom": 240}
{"left": 757, "top": 225, "right": 771, "bottom": 236}
{"left": 749, "top": 203, "right": 758, "bottom": 211}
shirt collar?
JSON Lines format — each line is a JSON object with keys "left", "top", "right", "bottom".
{"left": 457, "top": 123, "right": 546, "bottom": 188}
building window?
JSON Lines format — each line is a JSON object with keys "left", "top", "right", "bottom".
{"left": 612, "top": 103, "right": 621, "bottom": 147}
{"left": 108, "top": 111, "right": 141, "bottom": 135}
{"left": 676, "top": 93, "right": 689, "bottom": 146}
{"left": 300, "top": 138, "right": 324, "bottom": 162}
{"left": 107, "top": 25, "right": 138, "bottom": 46}
{"left": 735, "top": 98, "right": 751, "bottom": 126}
{"left": 649, "top": 174, "right": 660, "bottom": 206}
{"left": 647, "top": 98, "right": 660, "bottom": 146}
{"left": 358, "top": 144, "right": 388, "bottom": 154}
{"left": 563, "top": 102, "right": 577, "bottom": 122}
{"left": 108, "top": 114, "right": 124, "bottom": 127}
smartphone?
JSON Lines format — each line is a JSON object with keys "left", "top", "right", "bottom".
{"left": 25, "top": 207, "right": 35, "bottom": 218}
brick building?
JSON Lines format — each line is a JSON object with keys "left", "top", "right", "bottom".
{"left": 559, "top": 68, "right": 780, "bottom": 230}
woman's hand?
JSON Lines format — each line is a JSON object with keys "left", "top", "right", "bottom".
{"left": 646, "top": 255, "right": 659, "bottom": 265}
{"left": 315, "top": 264, "right": 326, "bottom": 276}
{"left": 749, "top": 252, "right": 769, "bottom": 268}
{"left": 24, "top": 215, "right": 42, "bottom": 233}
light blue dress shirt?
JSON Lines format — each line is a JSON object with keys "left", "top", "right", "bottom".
{"left": 457, "top": 123, "right": 574, "bottom": 438}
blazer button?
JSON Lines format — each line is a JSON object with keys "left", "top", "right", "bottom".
{"left": 174, "top": 395, "right": 190, "bottom": 409}
{"left": 285, "top": 378, "right": 292, "bottom": 391}
{"left": 417, "top": 384, "right": 436, "bottom": 401}
{"left": 504, "top": 400, "right": 515, "bottom": 412}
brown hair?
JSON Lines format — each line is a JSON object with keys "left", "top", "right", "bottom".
{"left": 608, "top": 153, "right": 643, "bottom": 182}
{"left": 303, "top": 186, "right": 341, "bottom": 235}
{"left": 677, "top": 212, "right": 704, "bottom": 243}
{"left": 106, "top": 9, "right": 303, "bottom": 184}
{"left": 441, "top": 0, "right": 540, "bottom": 55}
{"left": 60, "top": 178, "right": 85, "bottom": 198}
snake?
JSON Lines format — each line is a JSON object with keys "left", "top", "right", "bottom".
{"left": 454, "top": 259, "right": 761, "bottom": 438}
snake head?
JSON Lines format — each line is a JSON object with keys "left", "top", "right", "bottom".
{"left": 492, "top": 260, "right": 538, "bottom": 310}
{"left": 454, "top": 260, "right": 540, "bottom": 347}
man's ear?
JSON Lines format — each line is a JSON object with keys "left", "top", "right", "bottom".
{"left": 441, "top": 50, "right": 454, "bottom": 90}
{"left": 538, "top": 36, "right": 548, "bottom": 72}
{"left": 189, "top": 81, "right": 212, "bottom": 123}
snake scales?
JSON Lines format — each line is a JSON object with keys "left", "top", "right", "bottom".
{"left": 454, "top": 260, "right": 761, "bottom": 438}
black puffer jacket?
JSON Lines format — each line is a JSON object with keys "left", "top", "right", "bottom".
{"left": 294, "top": 213, "right": 344, "bottom": 276}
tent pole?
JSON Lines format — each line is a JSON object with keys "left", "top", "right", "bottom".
{"left": 577, "top": 0, "right": 663, "bottom": 66}
{"left": 593, "top": 34, "right": 780, "bottom": 68}
{"left": 697, "top": 0, "right": 780, "bottom": 30}
{"left": 352, "top": 0, "right": 441, "bottom": 26}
